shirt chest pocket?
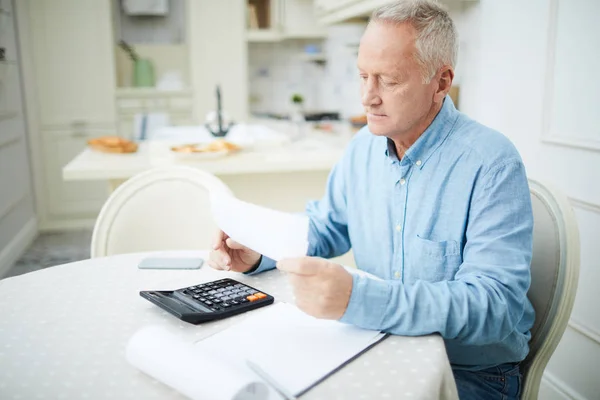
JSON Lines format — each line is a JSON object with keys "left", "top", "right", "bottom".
{"left": 409, "top": 235, "right": 462, "bottom": 283}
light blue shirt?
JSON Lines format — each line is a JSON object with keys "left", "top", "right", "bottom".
{"left": 253, "top": 97, "right": 535, "bottom": 369}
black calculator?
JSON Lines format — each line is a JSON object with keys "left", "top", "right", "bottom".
{"left": 140, "top": 278, "right": 274, "bottom": 324}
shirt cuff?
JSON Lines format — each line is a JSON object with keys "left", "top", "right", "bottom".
{"left": 339, "top": 272, "right": 391, "bottom": 329}
{"left": 243, "top": 255, "right": 276, "bottom": 276}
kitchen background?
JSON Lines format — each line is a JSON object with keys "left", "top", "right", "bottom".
{"left": 0, "top": 0, "right": 598, "bottom": 399}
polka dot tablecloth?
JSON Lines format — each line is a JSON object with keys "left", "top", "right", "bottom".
{"left": 0, "top": 251, "right": 458, "bottom": 400}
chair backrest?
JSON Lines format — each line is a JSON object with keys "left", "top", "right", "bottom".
{"left": 521, "top": 179, "right": 580, "bottom": 399}
{"left": 91, "top": 166, "right": 232, "bottom": 258}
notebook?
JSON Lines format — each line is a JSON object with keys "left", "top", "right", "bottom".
{"left": 126, "top": 303, "right": 386, "bottom": 400}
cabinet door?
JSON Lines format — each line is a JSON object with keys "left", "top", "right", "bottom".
{"left": 314, "top": 0, "right": 360, "bottom": 14}
{"left": 27, "top": 0, "right": 116, "bottom": 127}
{"left": 42, "top": 130, "right": 108, "bottom": 218}
{"left": 280, "top": 0, "right": 327, "bottom": 38}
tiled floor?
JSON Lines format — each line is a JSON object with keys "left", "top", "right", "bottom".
{"left": 4, "top": 229, "right": 92, "bottom": 278}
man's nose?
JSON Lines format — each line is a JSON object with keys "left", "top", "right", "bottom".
{"left": 361, "top": 79, "right": 381, "bottom": 107}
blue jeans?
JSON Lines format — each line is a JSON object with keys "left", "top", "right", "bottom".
{"left": 452, "top": 363, "right": 522, "bottom": 400}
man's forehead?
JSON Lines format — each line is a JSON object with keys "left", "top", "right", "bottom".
{"left": 358, "top": 22, "right": 416, "bottom": 66}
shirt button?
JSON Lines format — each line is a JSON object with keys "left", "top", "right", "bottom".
{"left": 416, "top": 160, "right": 422, "bottom": 166}
{"left": 395, "top": 224, "right": 402, "bottom": 232}
{"left": 394, "top": 271, "right": 401, "bottom": 278}
{"left": 400, "top": 178, "right": 406, "bottom": 185}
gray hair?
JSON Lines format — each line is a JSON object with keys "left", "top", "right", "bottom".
{"left": 370, "top": 0, "right": 458, "bottom": 83}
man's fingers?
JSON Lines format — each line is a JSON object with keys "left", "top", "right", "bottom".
{"left": 212, "top": 230, "right": 229, "bottom": 250}
{"left": 225, "top": 237, "right": 246, "bottom": 250}
{"left": 207, "top": 259, "right": 225, "bottom": 271}
{"left": 277, "top": 257, "right": 322, "bottom": 275}
{"left": 208, "top": 248, "right": 231, "bottom": 271}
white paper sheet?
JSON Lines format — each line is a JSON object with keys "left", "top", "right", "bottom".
{"left": 195, "top": 303, "right": 386, "bottom": 397}
{"left": 126, "top": 326, "right": 271, "bottom": 400}
{"left": 210, "top": 192, "right": 309, "bottom": 261}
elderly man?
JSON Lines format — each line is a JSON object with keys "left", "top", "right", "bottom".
{"left": 209, "top": 1, "right": 533, "bottom": 398}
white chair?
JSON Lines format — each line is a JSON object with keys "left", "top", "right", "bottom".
{"left": 521, "top": 179, "right": 580, "bottom": 399}
{"left": 91, "top": 166, "right": 232, "bottom": 258}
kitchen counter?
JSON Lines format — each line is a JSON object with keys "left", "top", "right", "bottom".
{"left": 62, "top": 120, "right": 358, "bottom": 212}
{"left": 64, "top": 121, "right": 354, "bottom": 180}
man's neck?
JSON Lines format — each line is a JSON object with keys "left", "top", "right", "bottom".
{"left": 391, "top": 102, "right": 443, "bottom": 160}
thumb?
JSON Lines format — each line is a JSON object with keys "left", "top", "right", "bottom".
{"left": 225, "top": 237, "right": 248, "bottom": 251}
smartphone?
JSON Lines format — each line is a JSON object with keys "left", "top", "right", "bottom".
{"left": 137, "top": 257, "right": 204, "bottom": 270}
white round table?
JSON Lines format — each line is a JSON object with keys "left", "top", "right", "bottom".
{"left": 0, "top": 251, "right": 458, "bottom": 400}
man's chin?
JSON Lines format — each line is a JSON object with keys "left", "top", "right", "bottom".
{"left": 366, "top": 123, "right": 391, "bottom": 137}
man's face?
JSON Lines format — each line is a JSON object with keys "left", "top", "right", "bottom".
{"left": 357, "top": 22, "right": 438, "bottom": 138}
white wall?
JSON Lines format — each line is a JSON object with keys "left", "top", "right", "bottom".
{"left": 0, "top": 0, "right": 37, "bottom": 276}
{"left": 248, "top": 23, "right": 367, "bottom": 118}
{"left": 459, "top": 0, "right": 600, "bottom": 398}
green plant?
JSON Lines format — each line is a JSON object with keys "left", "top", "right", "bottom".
{"left": 118, "top": 40, "right": 139, "bottom": 62}
{"left": 291, "top": 93, "right": 304, "bottom": 104}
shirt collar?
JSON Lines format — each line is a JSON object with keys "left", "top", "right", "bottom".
{"left": 383, "top": 95, "right": 460, "bottom": 168}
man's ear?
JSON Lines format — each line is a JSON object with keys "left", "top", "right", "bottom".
{"left": 434, "top": 66, "right": 454, "bottom": 103}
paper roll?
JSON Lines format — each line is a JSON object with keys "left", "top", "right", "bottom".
{"left": 126, "top": 326, "right": 270, "bottom": 400}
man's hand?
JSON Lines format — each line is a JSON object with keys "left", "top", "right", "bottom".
{"left": 276, "top": 257, "right": 353, "bottom": 320}
{"left": 207, "top": 230, "right": 261, "bottom": 273}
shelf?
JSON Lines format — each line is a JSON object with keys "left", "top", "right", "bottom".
{"left": 246, "top": 29, "right": 327, "bottom": 43}
{"left": 298, "top": 53, "right": 327, "bottom": 63}
{"left": 246, "top": 29, "right": 283, "bottom": 42}
{"left": 115, "top": 87, "right": 193, "bottom": 98}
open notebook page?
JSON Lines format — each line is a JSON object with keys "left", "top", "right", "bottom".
{"left": 195, "top": 302, "right": 386, "bottom": 397}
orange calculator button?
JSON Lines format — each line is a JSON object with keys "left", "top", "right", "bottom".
{"left": 255, "top": 292, "right": 267, "bottom": 299}
{"left": 247, "top": 295, "right": 258, "bottom": 302}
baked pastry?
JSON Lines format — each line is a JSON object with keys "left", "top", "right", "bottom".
{"left": 170, "top": 139, "right": 241, "bottom": 154}
{"left": 88, "top": 136, "right": 138, "bottom": 153}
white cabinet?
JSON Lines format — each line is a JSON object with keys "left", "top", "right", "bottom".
{"left": 19, "top": 0, "right": 117, "bottom": 228}
{"left": 315, "top": 0, "right": 478, "bottom": 25}
{"left": 27, "top": 0, "right": 116, "bottom": 128}
{"left": 280, "top": 0, "right": 327, "bottom": 38}
{"left": 247, "top": 0, "right": 327, "bottom": 42}
{"left": 42, "top": 129, "right": 108, "bottom": 219}
{"left": 115, "top": 88, "right": 194, "bottom": 138}
{"left": 315, "top": 0, "right": 390, "bottom": 25}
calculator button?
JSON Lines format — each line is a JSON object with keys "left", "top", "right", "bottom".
{"left": 239, "top": 298, "right": 249, "bottom": 303}
{"left": 247, "top": 289, "right": 258, "bottom": 294}
{"left": 222, "top": 303, "right": 231, "bottom": 308}
{"left": 255, "top": 293, "right": 267, "bottom": 299}
{"left": 213, "top": 299, "right": 222, "bottom": 303}
{"left": 230, "top": 300, "right": 239, "bottom": 305}
{"left": 193, "top": 295, "right": 200, "bottom": 299}
{"left": 222, "top": 296, "right": 231, "bottom": 300}
{"left": 204, "top": 301, "right": 213, "bottom": 306}
{"left": 247, "top": 295, "right": 258, "bottom": 302}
